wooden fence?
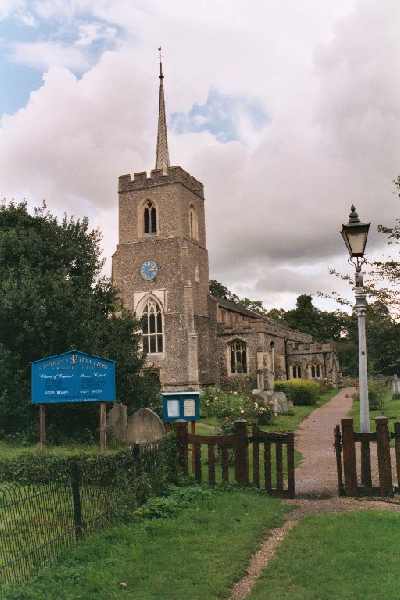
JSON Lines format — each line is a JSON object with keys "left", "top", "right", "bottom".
{"left": 334, "top": 417, "right": 399, "bottom": 497}
{"left": 175, "top": 420, "right": 295, "bottom": 498}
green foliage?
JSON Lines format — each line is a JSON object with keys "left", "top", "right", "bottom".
{"left": 353, "top": 379, "right": 387, "bottom": 411}
{"left": 133, "top": 485, "right": 212, "bottom": 520}
{"left": 0, "top": 435, "right": 177, "bottom": 487}
{"left": 0, "top": 202, "right": 155, "bottom": 440}
{"left": 392, "top": 392, "right": 400, "bottom": 400}
{"left": 274, "top": 379, "right": 320, "bottom": 406}
{"left": 202, "top": 387, "right": 273, "bottom": 431}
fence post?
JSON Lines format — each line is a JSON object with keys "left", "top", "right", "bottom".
{"left": 334, "top": 425, "right": 345, "bottom": 496}
{"left": 376, "top": 416, "right": 393, "bottom": 496}
{"left": 341, "top": 418, "right": 357, "bottom": 496}
{"left": 287, "top": 432, "right": 295, "bottom": 499}
{"left": 70, "top": 461, "right": 83, "bottom": 539}
{"left": 234, "top": 420, "right": 249, "bottom": 485}
{"left": 394, "top": 422, "right": 400, "bottom": 492}
{"left": 175, "top": 421, "right": 189, "bottom": 476}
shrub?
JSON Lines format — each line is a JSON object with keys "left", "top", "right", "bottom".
{"left": 393, "top": 392, "right": 400, "bottom": 400}
{"left": 201, "top": 387, "right": 273, "bottom": 431}
{"left": 353, "top": 380, "right": 387, "bottom": 411}
{"left": 274, "top": 379, "right": 320, "bottom": 406}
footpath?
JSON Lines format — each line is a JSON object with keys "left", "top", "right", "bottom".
{"left": 229, "top": 387, "right": 400, "bottom": 600}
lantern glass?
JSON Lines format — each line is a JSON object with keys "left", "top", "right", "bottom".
{"left": 341, "top": 222, "right": 370, "bottom": 258}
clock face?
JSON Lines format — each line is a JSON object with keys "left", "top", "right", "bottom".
{"left": 140, "top": 260, "right": 159, "bottom": 281}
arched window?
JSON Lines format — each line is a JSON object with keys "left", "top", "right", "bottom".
{"left": 292, "top": 365, "right": 302, "bottom": 379}
{"left": 230, "top": 339, "right": 247, "bottom": 374}
{"left": 316, "top": 364, "right": 321, "bottom": 378}
{"left": 144, "top": 201, "right": 157, "bottom": 235}
{"left": 189, "top": 206, "right": 199, "bottom": 241}
{"left": 311, "top": 365, "right": 316, "bottom": 378}
{"left": 141, "top": 299, "right": 163, "bottom": 354}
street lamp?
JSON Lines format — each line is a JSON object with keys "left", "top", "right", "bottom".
{"left": 341, "top": 205, "right": 371, "bottom": 433}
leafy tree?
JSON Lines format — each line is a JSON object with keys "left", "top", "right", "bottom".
{"left": 0, "top": 202, "right": 147, "bottom": 440}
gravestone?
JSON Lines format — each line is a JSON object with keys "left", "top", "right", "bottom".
{"left": 126, "top": 407, "right": 166, "bottom": 444}
{"left": 107, "top": 403, "right": 128, "bottom": 442}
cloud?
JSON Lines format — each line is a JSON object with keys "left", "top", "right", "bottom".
{"left": 10, "top": 41, "right": 89, "bottom": 71}
{"left": 171, "top": 88, "right": 269, "bottom": 143}
{"left": 0, "top": 0, "right": 399, "bottom": 312}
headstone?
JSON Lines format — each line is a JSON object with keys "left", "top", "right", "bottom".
{"left": 252, "top": 389, "right": 290, "bottom": 415}
{"left": 107, "top": 403, "right": 128, "bottom": 442}
{"left": 393, "top": 375, "right": 400, "bottom": 395}
{"left": 272, "top": 392, "right": 291, "bottom": 416}
{"left": 126, "top": 407, "right": 166, "bottom": 444}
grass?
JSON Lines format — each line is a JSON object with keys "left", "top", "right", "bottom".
{"left": 351, "top": 391, "right": 398, "bottom": 438}
{"left": 2, "top": 487, "right": 287, "bottom": 600}
{"left": 249, "top": 510, "right": 400, "bottom": 600}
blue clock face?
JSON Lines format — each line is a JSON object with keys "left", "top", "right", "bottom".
{"left": 140, "top": 260, "right": 159, "bottom": 281}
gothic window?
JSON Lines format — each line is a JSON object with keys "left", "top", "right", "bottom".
{"left": 316, "top": 364, "right": 321, "bottom": 378}
{"left": 141, "top": 299, "right": 163, "bottom": 354}
{"left": 292, "top": 365, "right": 302, "bottom": 379}
{"left": 189, "top": 206, "right": 199, "bottom": 241}
{"left": 144, "top": 201, "right": 157, "bottom": 235}
{"left": 230, "top": 339, "right": 247, "bottom": 374}
{"left": 311, "top": 365, "right": 316, "bottom": 378}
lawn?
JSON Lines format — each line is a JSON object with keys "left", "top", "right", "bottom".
{"left": 2, "top": 487, "right": 287, "bottom": 600}
{"left": 248, "top": 510, "right": 400, "bottom": 600}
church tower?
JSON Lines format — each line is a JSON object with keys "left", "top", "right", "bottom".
{"left": 112, "top": 57, "right": 216, "bottom": 390}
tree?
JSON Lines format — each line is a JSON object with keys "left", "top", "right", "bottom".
{"left": 0, "top": 202, "right": 147, "bottom": 440}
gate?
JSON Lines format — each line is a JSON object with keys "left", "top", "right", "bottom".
{"left": 334, "top": 416, "right": 399, "bottom": 497}
{"left": 175, "top": 420, "right": 295, "bottom": 498}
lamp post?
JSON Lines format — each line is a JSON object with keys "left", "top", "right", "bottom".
{"left": 341, "top": 205, "right": 371, "bottom": 433}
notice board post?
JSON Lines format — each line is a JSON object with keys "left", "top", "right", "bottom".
{"left": 32, "top": 351, "right": 116, "bottom": 450}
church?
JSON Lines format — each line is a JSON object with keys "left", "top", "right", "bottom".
{"left": 112, "top": 60, "right": 340, "bottom": 392}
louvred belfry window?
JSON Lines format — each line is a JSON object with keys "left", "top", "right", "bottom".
{"left": 230, "top": 339, "right": 247, "bottom": 374}
{"left": 144, "top": 201, "right": 157, "bottom": 234}
{"left": 141, "top": 300, "right": 163, "bottom": 354}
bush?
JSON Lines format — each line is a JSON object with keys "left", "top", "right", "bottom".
{"left": 393, "top": 392, "right": 400, "bottom": 400}
{"left": 353, "top": 380, "right": 387, "bottom": 411}
{"left": 201, "top": 387, "right": 273, "bottom": 431}
{"left": 274, "top": 379, "right": 320, "bottom": 406}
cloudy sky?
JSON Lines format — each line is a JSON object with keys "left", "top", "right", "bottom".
{"left": 0, "top": 0, "right": 399, "bottom": 310}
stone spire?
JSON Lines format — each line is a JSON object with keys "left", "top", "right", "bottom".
{"left": 155, "top": 48, "right": 170, "bottom": 175}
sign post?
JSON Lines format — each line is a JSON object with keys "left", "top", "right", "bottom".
{"left": 32, "top": 351, "right": 116, "bottom": 450}
{"left": 39, "top": 404, "right": 46, "bottom": 449}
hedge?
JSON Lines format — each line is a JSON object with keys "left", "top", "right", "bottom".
{"left": 275, "top": 379, "right": 321, "bottom": 406}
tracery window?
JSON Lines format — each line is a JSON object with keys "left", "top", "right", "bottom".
{"left": 141, "top": 299, "right": 163, "bottom": 354}
{"left": 189, "top": 207, "right": 199, "bottom": 241}
{"left": 144, "top": 201, "right": 157, "bottom": 235}
{"left": 230, "top": 339, "right": 247, "bottom": 374}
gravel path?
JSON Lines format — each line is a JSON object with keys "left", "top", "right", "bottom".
{"left": 295, "top": 387, "right": 353, "bottom": 497}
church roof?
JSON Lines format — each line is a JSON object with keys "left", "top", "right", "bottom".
{"left": 212, "top": 296, "right": 263, "bottom": 320}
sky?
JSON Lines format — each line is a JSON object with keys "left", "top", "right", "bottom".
{"left": 0, "top": 0, "right": 399, "bottom": 311}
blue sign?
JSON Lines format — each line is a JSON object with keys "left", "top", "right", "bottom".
{"left": 162, "top": 391, "right": 200, "bottom": 422}
{"left": 32, "top": 351, "right": 116, "bottom": 405}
